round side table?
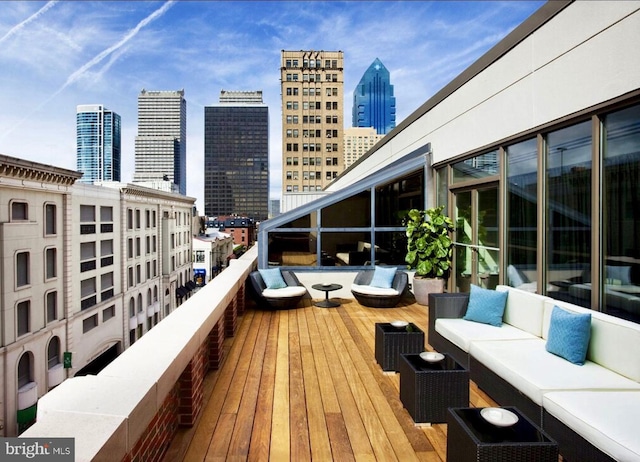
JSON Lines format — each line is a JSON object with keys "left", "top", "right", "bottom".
{"left": 312, "top": 283, "right": 343, "bottom": 308}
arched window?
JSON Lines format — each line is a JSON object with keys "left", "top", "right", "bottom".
{"left": 147, "top": 288, "right": 152, "bottom": 307}
{"left": 17, "top": 352, "right": 32, "bottom": 388}
{"left": 129, "top": 297, "right": 135, "bottom": 318}
{"left": 153, "top": 286, "right": 158, "bottom": 302}
{"left": 47, "top": 337, "right": 60, "bottom": 369}
{"left": 137, "top": 294, "right": 143, "bottom": 312}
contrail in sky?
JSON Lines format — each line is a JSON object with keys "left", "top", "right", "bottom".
{"left": 62, "top": 0, "right": 175, "bottom": 89}
{"left": 0, "top": 0, "right": 175, "bottom": 142}
{"left": 0, "top": 0, "right": 59, "bottom": 46}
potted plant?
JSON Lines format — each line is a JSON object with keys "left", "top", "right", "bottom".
{"left": 404, "top": 206, "right": 454, "bottom": 305}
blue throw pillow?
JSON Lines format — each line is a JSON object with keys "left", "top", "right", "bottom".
{"left": 463, "top": 285, "right": 508, "bottom": 327}
{"left": 546, "top": 305, "right": 591, "bottom": 365}
{"left": 258, "top": 268, "right": 287, "bottom": 289}
{"left": 370, "top": 266, "right": 397, "bottom": 289}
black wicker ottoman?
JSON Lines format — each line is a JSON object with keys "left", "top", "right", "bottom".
{"left": 374, "top": 323, "right": 424, "bottom": 372}
{"left": 446, "top": 407, "right": 558, "bottom": 462}
{"left": 398, "top": 353, "right": 469, "bottom": 424}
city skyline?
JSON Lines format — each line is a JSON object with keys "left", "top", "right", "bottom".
{"left": 0, "top": 0, "right": 544, "bottom": 211}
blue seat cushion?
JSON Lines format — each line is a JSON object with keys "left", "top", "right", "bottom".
{"left": 463, "top": 284, "right": 508, "bottom": 327}
{"left": 258, "top": 268, "right": 287, "bottom": 289}
{"left": 546, "top": 305, "right": 591, "bottom": 365}
{"left": 369, "top": 266, "right": 397, "bottom": 289}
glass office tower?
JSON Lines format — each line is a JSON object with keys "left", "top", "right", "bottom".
{"left": 133, "top": 89, "right": 187, "bottom": 194}
{"left": 76, "top": 105, "right": 121, "bottom": 183}
{"left": 204, "top": 90, "right": 269, "bottom": 221}
{"left": 352, "top": 58, "right": 396, "bottom": 135}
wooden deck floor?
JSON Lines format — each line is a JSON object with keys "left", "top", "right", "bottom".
{"left": 164, "top": 297, "right": 497, "bottom": 462}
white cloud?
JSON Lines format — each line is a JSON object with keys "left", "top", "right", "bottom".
{"left": 0, "top": 0, "right": 545, "bottom": 212}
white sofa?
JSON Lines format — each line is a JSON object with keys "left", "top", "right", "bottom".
{"left": 428, "top": 285, "right": 640, "bottom": 462}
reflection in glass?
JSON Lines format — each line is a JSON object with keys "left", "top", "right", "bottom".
{"left": 506, "top": 138, "right": 538, "bottom": 291}
{"left": 375, "top": 231, "right": 407, "bottom": 266}
{"left": 326, "top": 232, "right": 377, "bottom": 266}
{"left": 476, "top": 188, "right": 499, "bottom": 287}
{"left": 452, "top": 150, "right": 499, "bottom": 183}
{"left": 603, "top": 104, "right": 640, "bottom": 322}
{"left": 322, "top": 191, "right": 370, "bottom": 227}
{"left": 375, "top": 171, "right": 423, "bottom": 226}
{"left": 546, "top": 121, "right": 592, "bottom": 307}
{"left": 268, "top": 232, "right": 315, "bottom": 266}
{"left": 455, "top": 191, "right": 472, "bottom": 292}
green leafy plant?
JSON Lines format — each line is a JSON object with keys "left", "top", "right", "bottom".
{"left": 404, "top": 206, "right": 454, "bottom": 279}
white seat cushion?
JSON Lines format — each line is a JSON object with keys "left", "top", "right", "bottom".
{"left": 436, "top": 318, "right": 537, "bottom": 353}
{"left": 351, "top": 284, "right": 399, "bottom": 296}
{"left": 470, "top": 339, "right": 640, "bottom": 406}
{"left": 543, "top": 391, "right": 640, "bottom": 462}
{"left": 262, "top": 286, "right": 307, "bottom": 298}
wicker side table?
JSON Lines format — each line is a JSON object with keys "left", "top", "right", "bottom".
{"left": 398, "top": 353, "right": 469, "bottom": 424}
{"left": 374, "top": 323, "right": 424, "bottom": 372}
{"left": 446, "top": 407, "right": 558, "bottom": 462}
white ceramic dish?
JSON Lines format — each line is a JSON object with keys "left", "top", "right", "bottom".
{"left": 419, "top": 351, "right": 444, "bottom": 363}
{"left": 390, "top": 320, "right": 408, "bottom": 328}
{"left": 480, "top": 407, "right": 519, "bottom": 427}
{"left": 322, "top": 283, "right": 332, "bottom": 287}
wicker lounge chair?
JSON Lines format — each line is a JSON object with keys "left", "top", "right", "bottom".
{"left": 351, "top": 268, "right": 408, "bottom": 308}
{"left": 249, "top": 270, "right": 308, "bottom": 309}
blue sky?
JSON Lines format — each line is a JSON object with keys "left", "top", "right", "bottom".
{"left": 0, "top": 1, "right": 544, "bottom": 211}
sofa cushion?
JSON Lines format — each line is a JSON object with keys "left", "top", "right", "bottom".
{"left": 544, "top": 299, "right": 640, "bottom": 382}
{"left": 606, "top": 265, "right": 632, "bottom": 285}
{"left": 497, "top": 285, "right": 548, "bottom": 337}
{"left": 469, "top": 338, "right": 640, "bottom": 406}
{"left": 262, "top": 286, "right": 307, "bottom": 298}
{"left": 546, "top": 305, "right": 591, "bottom": 365}
{"left": 463, "top": 285, "right": 508, "bottom": 327}
{"left": 259, "top": 268, "right": 287, "bottom": 289}
{"left": 543, "top": 391, "right": 640, "bottom": 462}
{"left": 436, "top": 318, "right": 537, "bottom": 353}
{"left": 370, "top": 266, "right": 397, "bottom": 289}
{"left": 351, "top": 284, "right": 399, "bottom": 296}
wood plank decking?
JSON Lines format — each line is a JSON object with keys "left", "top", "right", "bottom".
{"left": 164, "top": 297, "right": 497, "bottom": 461}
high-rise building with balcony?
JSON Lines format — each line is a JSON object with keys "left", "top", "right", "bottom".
{"left": 352, "top": 58, "right": 396, "bottom": 135}
{"left": 76, "top": 105, "right": 121, "bottom": 183}
{"left": 281, "top": 50, "right": 344, "bottom": 196}
{"left": 204, "top": 90, "right": 269, "bottom": 221}
{"left": 133, "top": 89, "right": 187, "bottom": 195}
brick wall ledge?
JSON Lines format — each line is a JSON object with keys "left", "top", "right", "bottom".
{"left": 21, "top": 246, "right": 258, "bottom": 462}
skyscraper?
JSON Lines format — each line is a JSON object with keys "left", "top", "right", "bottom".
{"left": 76, "top": 105, "right": 121, "bottom": 183}
{"left": 204, "top": 90, "right": 269, "bottom": 220}
{"left": 133, "top": 89, "right": 187, "bottom": 194}
{"left": 343, "top": 127, "right": 384, "bottom": 169}
{"left": 352, "top": 58, "right": 396, "bottom": 135}
{"left": 281, "top": 50, "right": 344, "bottom": 196}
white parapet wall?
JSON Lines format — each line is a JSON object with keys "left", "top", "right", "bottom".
{"left": 21, "top": 246, "right": 258, "bottom": 462}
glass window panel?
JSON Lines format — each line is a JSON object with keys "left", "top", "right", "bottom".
{"left": 47, "top": 291, "right": 57, "bottom": 323}
{"left": 45, "top": 204, "right": 56, "bottom": 235}
{"left": 322, "top": 191, "right": 371, "bottom": 228}
{"left": 374, "top": 231, "right": 407, "bottom": 266}
{"left": 17, "top": 301, "right": 30, "bottom": 336}
{"left": 80, "top": 205, "right": 95, "bottom": 222}
{"left": 603, "top": 104, "right": 640, "bottom": 322}
{"left": 454, "top": 190, "right": 472, "bottom": 284}
{"left": 452, "top": 150, "right": 499, "bottom": 183}
{"left": 506, "top": 138, "right": 538, "bottom": 289}
{"left": 323, "top": 232, "right": 375, "bottom": 266}
{"left": 267, "top": 232, "right": 317, "bottom": 266}
{"left": 546, "top": 121, "right": 592, "bottom": 307}
{"left": 375, "top": 171, "right": 424, "bottom": 226}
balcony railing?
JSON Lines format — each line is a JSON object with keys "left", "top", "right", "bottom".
{"left": 22, "top": 246, "right": 258, "bottom": 462}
